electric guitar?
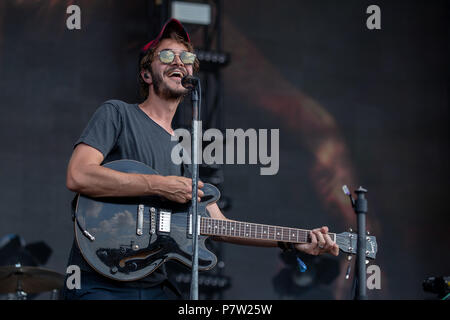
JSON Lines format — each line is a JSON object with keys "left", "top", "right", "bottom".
{"left": 74, "top": 159, "right": 378, "bottom": 281}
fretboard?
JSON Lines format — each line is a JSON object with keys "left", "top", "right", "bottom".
{"left": 200, "top": 217, "right": 336, "bottom": 243}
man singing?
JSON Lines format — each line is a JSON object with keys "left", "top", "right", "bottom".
{"left": 62, "top": 19, "right": 338, "bottom": 300}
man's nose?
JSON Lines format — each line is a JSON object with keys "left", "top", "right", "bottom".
{"left": 172, "top": 54, "right": 184, "bottom": 66}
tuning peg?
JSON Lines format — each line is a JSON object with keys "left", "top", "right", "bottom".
{"left": 349, "top": 228, "right": 353, "bottom": 232}
{"left": 345, "top": 264, "right": 351, "bottom": 279}
{"left": 342, "top": 185, "right": 351, "bottom": 196}
{"left": 342, "top": 185, "right": 355, "bottom": 207}
{"left": 367, "top": 231, "right": 370, "bottom": 235}
{"left": 345, "top": 255, "right": 353, "bottom": 280}
{"left": 365, "top": 259, "right": 369, "bottom": 265}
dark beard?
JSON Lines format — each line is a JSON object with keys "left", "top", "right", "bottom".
{"left": 150, "top": 69, "right": 188, "bottom": 101}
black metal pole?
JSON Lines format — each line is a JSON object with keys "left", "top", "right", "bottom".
{"left": 354, "top": 186, "right": 368, "bottom": 300}
{"left": 189, "top": 86, "right": 201, "bottom": 300}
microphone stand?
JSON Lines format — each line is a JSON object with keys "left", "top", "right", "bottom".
{"left": 354, "top": 187, "right": 368, "bottom": 300}
{"left": 343, "top": 185, "right": 368, "bottom": 300}
{"left": 189, "top": 82, "right": 201, "bottom": 300}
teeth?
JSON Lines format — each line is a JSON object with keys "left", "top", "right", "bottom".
{"left": 168, "top": 71, "right": 183, "bottom": 77}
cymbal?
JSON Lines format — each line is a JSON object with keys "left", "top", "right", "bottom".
{"left": 0, "top": 265, "right": 64, "bottom": 294}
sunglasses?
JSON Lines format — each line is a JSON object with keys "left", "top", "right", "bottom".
{"left": 157, "top": 49, "right": 196, "bottom": 65}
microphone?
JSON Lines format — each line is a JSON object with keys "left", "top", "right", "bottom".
{"left": 181, "top": 75, "right": 200, "bottom": 89}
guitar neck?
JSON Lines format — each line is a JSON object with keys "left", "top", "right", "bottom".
{"left": 200, "top": 217, "right": 336, "bottom": 244}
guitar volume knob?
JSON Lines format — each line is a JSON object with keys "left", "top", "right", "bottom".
{"left": 127, "top": 262, "right": 138, "bottom": 271}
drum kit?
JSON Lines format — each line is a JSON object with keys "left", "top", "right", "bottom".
{"left": 0, "top": 262, "right": 64, "bottom": 300}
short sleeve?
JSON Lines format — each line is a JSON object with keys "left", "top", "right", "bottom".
{"left": 74, "top": 101, "right": 123, "bottom": 158}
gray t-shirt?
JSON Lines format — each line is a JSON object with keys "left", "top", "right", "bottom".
{"left": 67, "top": 99, "right": 189, "bottom": 287}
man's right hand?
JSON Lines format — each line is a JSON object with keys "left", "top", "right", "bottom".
{"left": 157, "top": 176, "right": 205, "bottom": 203}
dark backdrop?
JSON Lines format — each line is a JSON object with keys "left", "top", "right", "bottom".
{"left": 0, "top": 0, "right": 448, "bottom": 299}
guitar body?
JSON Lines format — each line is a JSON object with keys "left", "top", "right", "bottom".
{"left": 74, "top": 159, "right": 218, "bottom": 281}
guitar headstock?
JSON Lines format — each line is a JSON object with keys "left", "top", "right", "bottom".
{"left": 336, "top": 232, "right": 378, "bottom": 259}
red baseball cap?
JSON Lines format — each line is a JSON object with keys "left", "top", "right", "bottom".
{"left": 140, "top": 18, "right": 191, "bottom": 54}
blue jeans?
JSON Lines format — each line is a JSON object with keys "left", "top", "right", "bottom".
{"left": 61, "top": 272, "right": 180, "bottom": 300}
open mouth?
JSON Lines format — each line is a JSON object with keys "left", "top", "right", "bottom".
{"left": 167, "top": 70, "right": 184, "bottom": 79}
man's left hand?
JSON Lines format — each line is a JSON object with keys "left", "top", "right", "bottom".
{"left": 295, "top": 226, "right": 339, "bottom": 256}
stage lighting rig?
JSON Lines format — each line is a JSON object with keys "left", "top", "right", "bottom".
{"left": 171, "top": 1, "right": 212, "bottom": 26}
{"left": 195, "top": 48, "right": 230, "bottom": 71}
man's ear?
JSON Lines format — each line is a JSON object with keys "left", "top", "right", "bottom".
{"left": 141, "top": 70, "right": 152, "bottom": 84}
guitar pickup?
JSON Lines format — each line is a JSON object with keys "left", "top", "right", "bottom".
{"left": 158, "top": 210, "right": 171, "bottom": 233}
{"left": 136, "top": 204, "right": 144, "bottom": 236}
{"left": 188, "top": 214, "right": 201, "bottom": 237}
